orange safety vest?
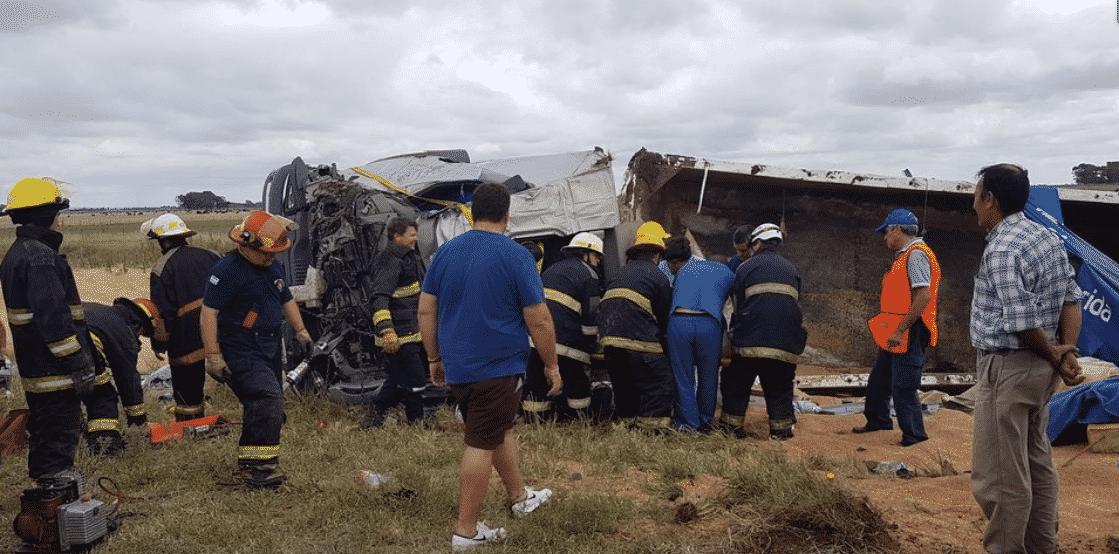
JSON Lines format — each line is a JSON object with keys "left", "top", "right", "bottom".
{"left": 873, "top": 241, "right": 940, "bottom": 351}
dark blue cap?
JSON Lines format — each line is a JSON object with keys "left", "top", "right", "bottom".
{"left": 875, "top": 208, "right": 918, "bottom": 234}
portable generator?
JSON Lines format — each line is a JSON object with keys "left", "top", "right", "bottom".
{"left": 13, "top": 476, "right": 108, "bottom": 552}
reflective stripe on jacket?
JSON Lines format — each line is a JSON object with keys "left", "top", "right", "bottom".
{"left": 731, "top": 246, "right": 807, "bottom": 362}
{"left": 371, "top": 241, "right": 425, "bottom": 338}
{"left": 151, "top": 245, "right": 221, "bottom": 365}
{"left": 598, "top": 258, "right": 671, "bottom": 354}
{"left": 880, "top": 241, "right": 941, "bottom": 347}
{"left": 542, "top": 256, "right": 600, "bottom": 359}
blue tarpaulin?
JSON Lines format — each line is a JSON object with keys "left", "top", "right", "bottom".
{"left": 1046, "top": 376, "right": 1119, "bottom": 443}
{"left": 1025, "top": 188, "right": 1119, "bottom": 367}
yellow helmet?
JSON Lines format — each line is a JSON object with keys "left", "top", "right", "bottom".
{"left": 142, "top": 213, "right": 196, "bottom": 240}
{"left": 2, "top": 177, "right": 70, "bottom": 215}
{"left": 632, "top": 221, "right": 669, "bottom": 251}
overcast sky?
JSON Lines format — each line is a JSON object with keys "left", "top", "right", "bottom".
{"left": 2, "top": 0, "right": 1117, "bottom": 208}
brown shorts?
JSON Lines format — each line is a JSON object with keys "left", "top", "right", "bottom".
{"left": 450, "top": 375, "right": 522, "bottom": 450}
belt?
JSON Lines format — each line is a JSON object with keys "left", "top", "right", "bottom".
{"left": 978, "top": 348, "right": 1026, "bottom": 357}
{"left": 672, "top": 308, "right": 707, "bottom": 316}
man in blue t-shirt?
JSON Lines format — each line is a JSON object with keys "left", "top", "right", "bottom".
{"left": 419, "top": 183, "right": 560, "bottom": 550}
{"left": 200, "top": 210, "right": 311, "bottom": 489}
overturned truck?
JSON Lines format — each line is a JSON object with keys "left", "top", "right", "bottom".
{"left": 262, "top": 148, "right": 620, "bottom": 405}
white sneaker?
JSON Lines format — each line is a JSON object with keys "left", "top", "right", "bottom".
{"left": 451, "top": 521, "right": 507, "bottom": 551}
{"left": 511, "top": 486, "right": 553, "bottom": 518}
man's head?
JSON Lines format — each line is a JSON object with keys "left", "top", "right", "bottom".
{"left": 471, "top": 183, "right": 510, "bottom": 225}
{"left": 229, "top": 210, "right": 297, "bottom": 266}
{"left": 875, "top": 208, "right": 919, "bottom": 251}
{"left": 974, "top": 164, "right": 1029, "bottom": 230}
{"left": 750, "top": 223, "right": 783, "bottom": 250}
{"left": 2, "top": 177, "right": 69, "bottom": 228}
{"left": 387, "top": 216, "right": 418, "bottom": 249}
{"left": 562, "top": 232, "right": 604, "bottom": 267}
{"left": 113, "top": 297, "right": 164, "bottom": 339}
{"left": 732, "top": 224, "right": 754, "bottom": 260}
{"left": 664, "top": 236, "right": 691, "bottom": 275}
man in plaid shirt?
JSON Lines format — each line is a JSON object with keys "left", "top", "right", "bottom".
{"left": 969, "top": 163, "right": 1084, "bottom": 554}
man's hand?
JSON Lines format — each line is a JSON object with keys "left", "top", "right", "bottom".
{"left": 544, "top": 364, "right": 563, "bottom": 397}
{"left": 887, "top": 329, "right": 905, "bottom": 350}
{"left": 381, "top": 330, "right": 400, "bottom": 355}
{"left": 295, "top": 328, "right": 313, "bottom": 349}
{"left": 428, "top": 359, "right": 445, "bottom": 387}
{"left": 1056, "top": 349, "right": 1085, "bottom": 387}
{"left": 71, "top": 364, "right": 97, "bottom": 399}
{"left": 205, "top": 355, "right": 231, "bottom": 384}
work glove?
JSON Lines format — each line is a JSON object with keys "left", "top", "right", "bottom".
{"left": 205, "top": 355, "right": 231, "bottom": 384}
{"left": 71, "top": 364, "right": 97, "bottom": 400}
{"left": 295, "top": 328, "right": 313, "bottom": 349}
{"left": 381, "top": 330, "right": 400, "bottom": 355}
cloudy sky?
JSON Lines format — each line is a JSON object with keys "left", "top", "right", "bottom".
{"left": 1, "top": 0, "right": 1117, "bottom": 208}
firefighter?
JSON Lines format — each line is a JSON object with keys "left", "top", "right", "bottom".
{"left": 0, "top": 177, "right": 116, "bottom": 482}
{"left": 200, "top": 210, "right": 311, "bottom": 488}
{"left": 361, "top": 216, "right": 427, "bottom": 428}
{"left": 143, "top": 213, "right": 221, "bottom": 421}
{"left": 597, "top": 221, "right": 675, "bottom": 431}
{"left": 721, "top": 223, "right": 807, "bottom": 440}
{"left": 523, "top": 232, "right": 603, "bottom": 422}
{"left": 84, "top": 298, "right": 164, "bottom": 428}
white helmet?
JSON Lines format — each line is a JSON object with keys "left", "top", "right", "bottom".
{"left": 751, "top": 223, "right": 783, "bottom": 244}
{"left": 562, "top": 232, "right": 604, "bottom": 255}
{"left": 143, "top": 213, "right": 196, "bottom": 240}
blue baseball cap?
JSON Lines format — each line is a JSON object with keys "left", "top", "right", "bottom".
{"left": 875, "top": 208, "right": 918, "bottom": 234}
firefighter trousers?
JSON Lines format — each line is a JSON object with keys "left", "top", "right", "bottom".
{"left": 25, "top": 388, "right": 81, "bottom": 480}
{"left": 221, "top": 325, "right": 284, "bottom": 465}
{"left": 171, "top": 359, "right": 207, "bottom": 414}
{"left": 720, "top": 355, "right": 797, "bottom": 435}
{"left": 524, "top": 349, "right": 592, "bottom": 421}
{"left": 604, "top": 346, "right": 675, "bottom": 429}
{"left": 370, "top": 343, "right": 427, "bottom": 422}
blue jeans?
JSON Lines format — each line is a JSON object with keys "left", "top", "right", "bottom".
{"left": 863, "top": 322, "right": 929, "bottom": 445}
{"left": 666, "top": 313, "right": 723, "bottom": 432}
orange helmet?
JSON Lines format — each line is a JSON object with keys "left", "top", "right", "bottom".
{"left": 228, "top": 210, "right": 298, "bottom": 253}
{"left": 114, "top": 297, "right": 166, "bottom": 340}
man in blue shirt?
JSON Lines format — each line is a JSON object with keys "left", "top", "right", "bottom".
{"left": 419, "top": 183, "right": 559, "bottom": 551}
{"left": 725, "top": 225, "right": 754, "bottom": 273}
{"left": 201, "top": 210, "right": 311, "bottom": 489}
{"left": 663, "top": 237, "right": 734, "bottom": 433}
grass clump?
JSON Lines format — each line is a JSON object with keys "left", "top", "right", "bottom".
{"left": 719, "top": 450, "right": 899, "bottom": 554}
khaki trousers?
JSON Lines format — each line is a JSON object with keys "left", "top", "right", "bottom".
{"left": 971, "top": 350, "right": 1060, "bottom": 554}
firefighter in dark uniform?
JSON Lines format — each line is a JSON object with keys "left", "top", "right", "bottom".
{"left": 722, "top": 224, "right": 807, "bottom": 440}
{"left": 84, "top": 298, "right": 163, "bottom": 427}
{"left": 143, "top": 213, "right": 221, "bottom": 422}
{"left": 0, "top": 177, "right": 117, "bottom": 482}
{"left": 361, "top": 216, "right": 428, "bottom": 429}
{"left": 201, "top": 210, "right": 310, "bottom": 488}
{"left": 523, "top": 232, "right": 603, "bottom": 422}
{"left": 597, "top": 222, "right": 675, "bottom": 431}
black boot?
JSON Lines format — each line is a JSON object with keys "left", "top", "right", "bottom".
{"left": 87, "top": 431, "right": 125, "bottom": 456}
{"left": 233, "top": 461, "right": 287, "bottom": 488}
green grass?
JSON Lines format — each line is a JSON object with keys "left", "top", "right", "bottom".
{"left": 0, "top": 376, "right": 903, "bottom": 554}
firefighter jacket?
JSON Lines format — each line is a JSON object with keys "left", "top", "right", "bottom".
{"left": 731, "top": 246, "right": 807, "bottom": 363}
{"left": 1, "top": 225, "right": 98, "bottom": 388}
{"left": 598, "top": 258, "right": 672, "bottom": 354}
{"left": 542, "top": 256, "right": 601, "bottom": 362}
{"left": 84, "top": 302, "right": 145, "bottom": 415}
{"left": 371, "top": 241, "right": 425, "bottom": 347}
{"left": 880, "top": 240, "right": 940, "bottom": 347}
{"left": 150, "top": 245, "right": 221, "bottom": 366}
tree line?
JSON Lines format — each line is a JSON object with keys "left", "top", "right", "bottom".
{"left": 176, "top": 191, "right": 259, "bottom": 211}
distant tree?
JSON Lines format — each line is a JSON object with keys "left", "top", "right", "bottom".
{"left": 176, "top": 191, "right": 229, "bottom": 211}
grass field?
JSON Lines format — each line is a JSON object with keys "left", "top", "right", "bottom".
{"left": 0, "top": 211, "right": 246, "bottom": 269}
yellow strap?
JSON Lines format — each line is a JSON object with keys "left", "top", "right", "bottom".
{"left": 720, "top": 413, "right": 745, "bottom": 427}
{"left": 567, "top": 397, "right": 591, "bottom": 409}
{"left": 21, "top": 375, "right": 76, "bottom": 393}
{"left": 91, "top": 332, "right": 106, "bottom": 364}
{"left": 70, "top": 304, "right": 84, "bottom": 321}
{"left": 87, "top": 418, "right": 120, "bottom": 433}
{"left": 522, "top": 400, "right": 552, "bottom": 413}
{"left": 392, "top": 282, "right": 420, "bottom": 299}
{"left": 744, "top": 282, "right": 799, "bottom": 300}
{"left": 7, "top": 308, "right": 32, "bottom": 326}
{"left": 48, "top": 335, "right": 81, "bottom": 357}
{"left": 603, "top": 288, "right": 653, "bottom": 315}
{"left": 375, "top": 331, "right": 421, "bottom": 347}
{"left": 124, "top": 404, "right": 146, "bottom": 417}
{"left": 556, "top": 343, "right": 591, "bottom": 363}
{"left": 735, "top": 346, "right": 800, "bottom": 364}
{"left": 545, "top": 288, "right": 582, "bottom": 314}
{"left": 373, "top": 310, "right": 392, "bottom": 325}
{"left": 600, "top": 335, "right": 663, "bottom": 354}
{"left": 238, "top": 444, "right": 280, "bottom": 460}
{"left": 350, "top": 167, "right": 474, "bottom": 225}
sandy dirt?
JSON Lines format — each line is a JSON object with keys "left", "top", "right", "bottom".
{"left": 7, "top": 270, "right": 1119, "bottom": 552}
